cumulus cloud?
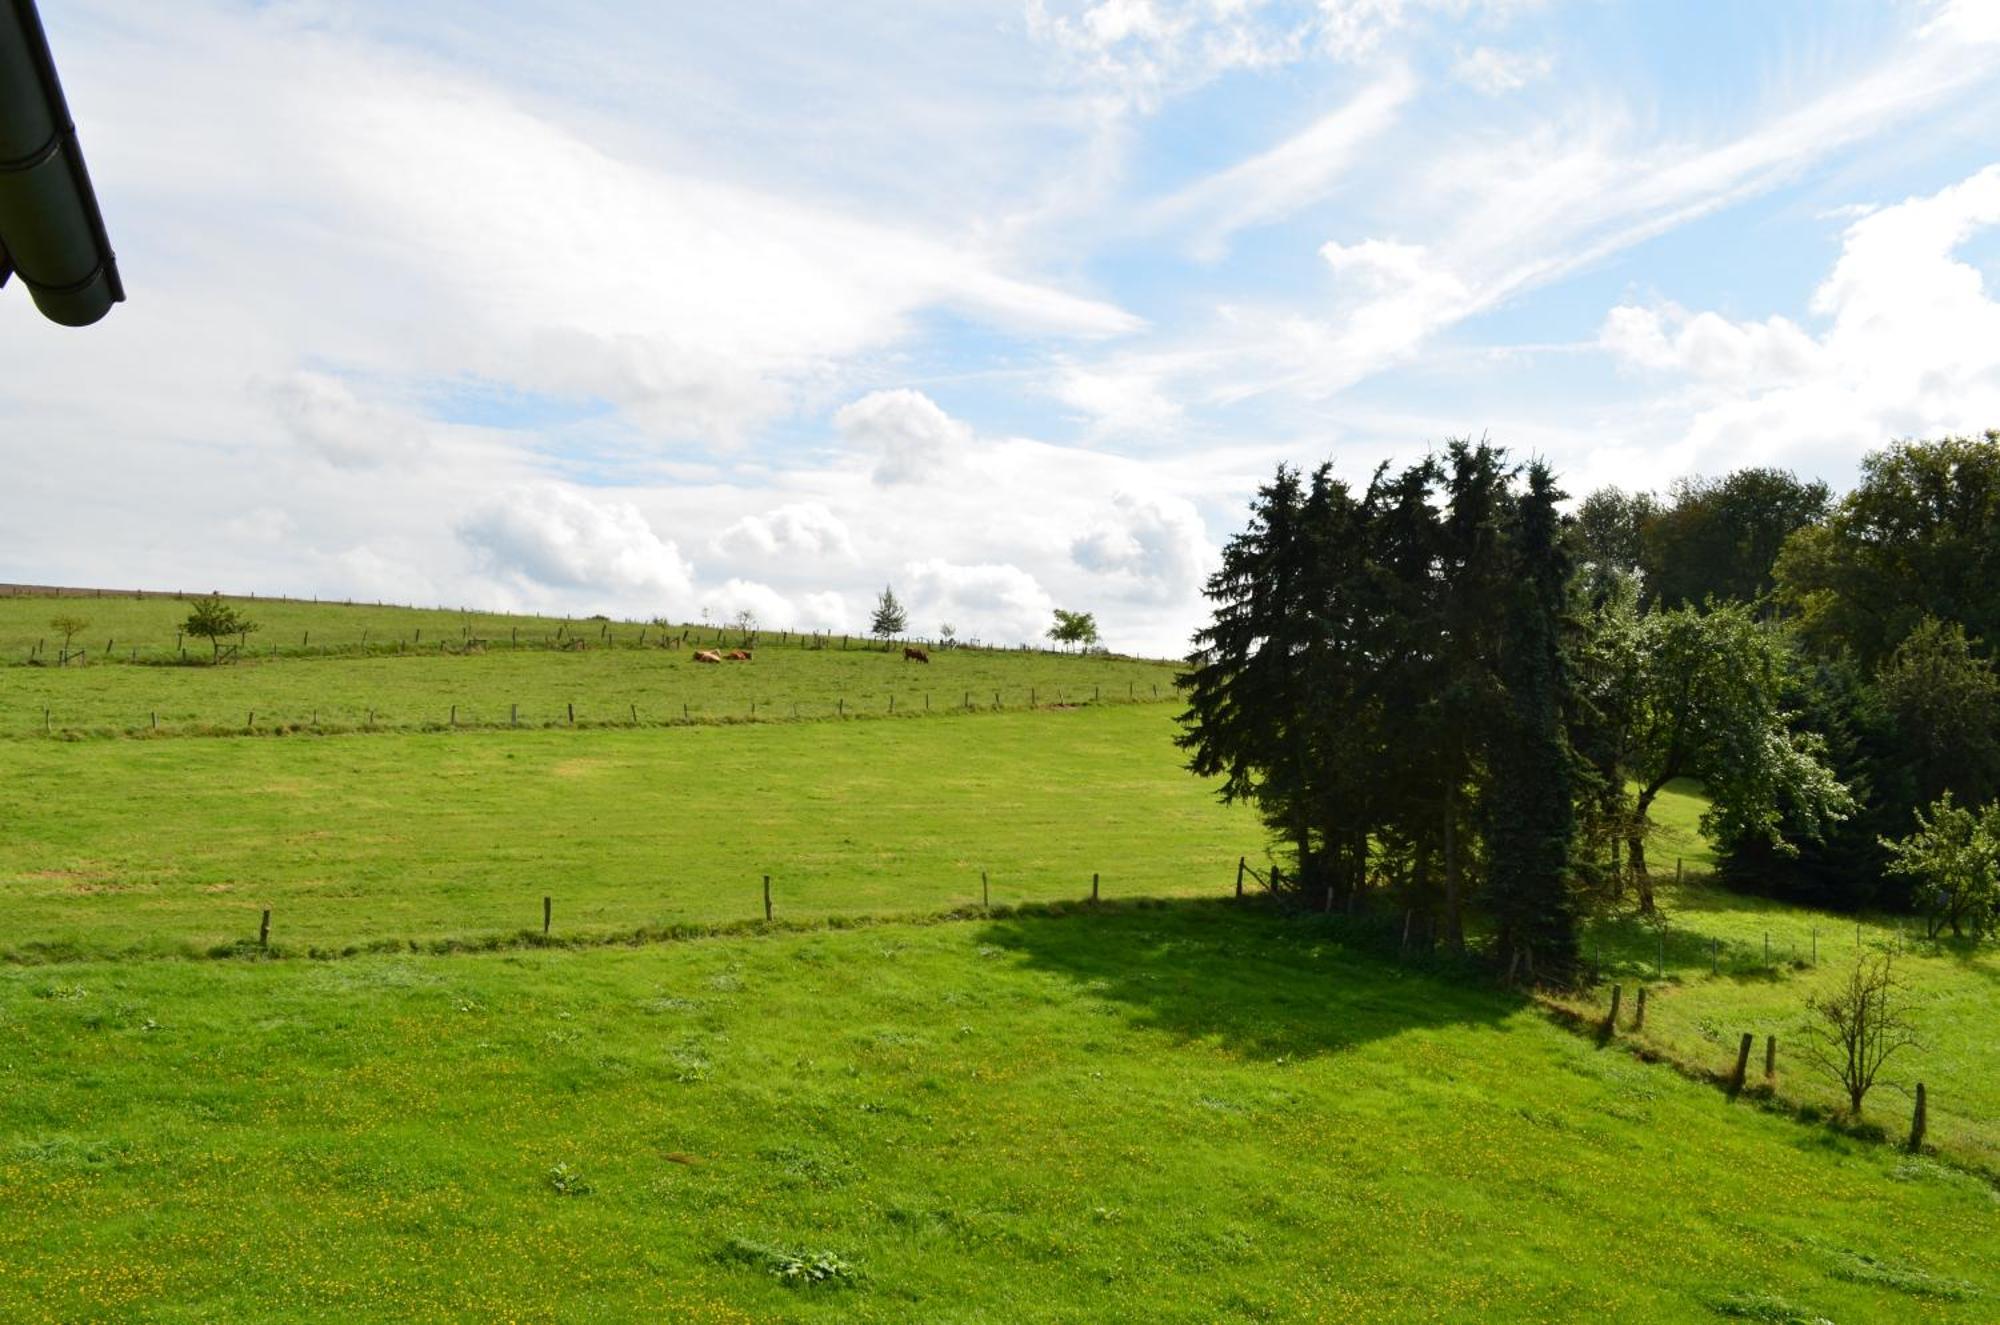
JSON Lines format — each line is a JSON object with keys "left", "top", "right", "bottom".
{"left": 693, "top": 580, "right": 851, "bottom": 632}
{"left": 1598, "top": 305, "right": 1823, "bottom": 387}
{"left": 713, "top": 502, "right": 859, "bottom": 563}
{"left": 1070, "top": 494, "right": 1214, "bottom": 603}
{"left": 835, "top": 389, "right": 973, "bottom": 485}
{"left": 902, "top": 558, "right": 1058, "bottom": 646}
{"left": 1595, "top": 163, "right": 2000, "bottom": 467}
{"left": 458, "top": 484, "right": 695, "bottom": 608}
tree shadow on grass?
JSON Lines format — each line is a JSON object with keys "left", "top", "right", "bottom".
{"left": 974, "top": 898, "right": 1520, "bottom": 1063}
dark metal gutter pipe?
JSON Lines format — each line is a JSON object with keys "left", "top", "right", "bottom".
{"left": 0, "top": 0, "right": 123, "bottom": 326}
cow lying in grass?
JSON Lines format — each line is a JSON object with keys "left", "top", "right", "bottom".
{"left": 904, "top": 646, "right": 930, "bottom": 663}
{"left": 725, "top": 649, "right": 752, "bottom": 661}
{"left": 692, "top": 650, "right": 722, "bottom": 664}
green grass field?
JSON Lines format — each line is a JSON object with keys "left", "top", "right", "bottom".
{"left": 1565, "top": 879, "right": 2000, "bottom": 1179}
{"left": 0, "top": 596, "right": 1180, "bottom": 738}
{"left": 8, "top": 904, "right": 1999, "bottom": 1324}
{"left": 1, "top": 705, "right": 1247, "bottom": 960}
{"left": 8, "top": 592, "right": 2000, "bottom": 1322}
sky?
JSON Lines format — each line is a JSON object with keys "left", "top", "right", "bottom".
{"left": 3, "top": 0, "right": 1998, "bottom": 656}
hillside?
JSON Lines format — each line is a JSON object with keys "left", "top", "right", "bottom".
{"left": 0, "top": 591, "right": 1180, "bottom": 736}
{"left": 6, "top": 591, "right": 2000, "bottom": 1322}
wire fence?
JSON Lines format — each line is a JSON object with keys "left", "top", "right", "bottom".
{"left": 14, "top": 681, "right": 1180, "bottom": 739}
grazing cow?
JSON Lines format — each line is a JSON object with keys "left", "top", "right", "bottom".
{"left": 692, "top": 650, "right": 722, "bottom": 664}
{"left": 903, "top": 646, "right": 930, "bottom": 664}
{"left": 725, "top": 649, "right": 753, "bottom": 661}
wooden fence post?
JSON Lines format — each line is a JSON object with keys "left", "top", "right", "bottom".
{"left": 1634, "top": 985, "right": 1647, "bottom": 1031}
{"left": 982, "top": 870, "right": 990, "bottom": 909}
{"left": 1235, "top": 856, "right": 1246, "bottom": 900}
{"left": 259, "top": 909, "right": 271, "bottom": 949}
{"left": 1765, "top": 1034, "right": 1777, "bottom": 1082}
{"left": 1091, "top": 872, "right": 1100, "bottom": 904}
{"left": 1909, "top": 1082, "right": 1927, "bottom": 1153}
{"left": 567, "top": 702, "right": 575, "bottom": 726}
{"left": 543, "top": 896, "right": 551, "bottom": 935}
{"left": 1729, "top": 1033, "right": 1753, "bottom": 1096}
{"left": 764, "top": 875, "right": 773, "bottom": 921}
{"left": 1605, "top": 984, "right": 1622, "bottom": 1036}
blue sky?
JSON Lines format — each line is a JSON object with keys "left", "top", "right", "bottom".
{"left": 3, "top": 0, "right": 1998, "bottom": 653}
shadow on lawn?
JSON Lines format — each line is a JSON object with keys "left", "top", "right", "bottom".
{"left": 975, "top": 898, "right": 1519, "bottom": 1063}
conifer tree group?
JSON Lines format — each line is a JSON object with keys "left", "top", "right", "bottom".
{"left": 1178, "top": 442, "right": 1581, "bottom": 982}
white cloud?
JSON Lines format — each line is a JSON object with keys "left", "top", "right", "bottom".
{"left": 1050, "top": 361, "right": 1185, "bottom": 435}
{"left": 1026, "top": 0, "right": 1313, "bottom": 112}
{"left": 1152, "top": 69, "right": 1413, "bottom": 257}
{"left": 835, "top": 389, "right": 974, "bottom": 485}
{"left": 1316, "top": 0, "right": 1547, "bottom": 61}
{"left": 798, "top": 591, "right": 852, "bottom": 632}
{"left": 713, "top": 502, "right": 859, "bottom": 563}
{"left": 458, "top": 484, "right": 695, "bottom": 609}
{"left": 1597, "top": 163, "right": 2000, "bottom": 469}
{"left": 1598, "top": 305, "right": 1823, "bottom": 387}
{"left": 1452, "top": 45, "right": 1552, "bottom": 95}
{"left": 257, "top": 371, "right": 424, "bottom": 471}
{"left": 1070, "top": 493, "right": 1215, "bottom": 603}
{"left": 902, "top": 558, "right": 1059, "bottom": 646}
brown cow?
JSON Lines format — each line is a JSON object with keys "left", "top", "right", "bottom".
{"left": 724, "top": 649, "right": 753, "bottom": 661}
{"left": 692, "top": 650, "right": 722, "bottom": 663}
{"left": 903, "top": 646, "right": 930, "bottom": 663}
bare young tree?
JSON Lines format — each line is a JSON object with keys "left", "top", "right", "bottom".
{"left": 48, "top": 613, "right": 89, "bottom": 665}
{"left": 1800, "top": 951, "right": 1922, "bottom": 1115}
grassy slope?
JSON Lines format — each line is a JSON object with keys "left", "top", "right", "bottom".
{"left": 1, "top": 706, "right": 1250, "bottom": 959}
{"left": 1570, "top": 879, "right": 2000, "bottom": 1177}
{"left": 5, "top": 904, "right": 1997, "bottom": 1324}
{"left": 0, "top": 593, "right": 606, "bottom": 657}
{"left": 1, "top": 642, "right": 1182, "bottom": 737}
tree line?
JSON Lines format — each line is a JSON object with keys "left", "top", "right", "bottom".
{"left": 1179, "top": 432, "right": 2000, "bottom": 981}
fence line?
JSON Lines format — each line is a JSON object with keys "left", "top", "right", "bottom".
{"left": 15, "top": 686, "right": 1184, "bottom": 740}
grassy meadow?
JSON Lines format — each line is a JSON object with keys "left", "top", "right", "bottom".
{"left": 1, "top": 705, "right": 1248, "bottom": 960}
{"left": 0, "top": 603, "right": 1181, "bottom": 738}
{"left": 1565, "top": 880, "right": 2000, "bottom": 1179}
{"left": 8, "top": 904, "right": 2000, "bottom": 1324}
{"left": 7, "top": 591, "right": 2000, "bottom": 1322}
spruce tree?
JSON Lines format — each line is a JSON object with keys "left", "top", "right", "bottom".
{"left": 870, "top": 586, "right": 908, "bottom": 645}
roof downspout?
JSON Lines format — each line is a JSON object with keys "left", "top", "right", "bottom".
{"left": 0, "top": 0, "right": 123, "bottom": 327}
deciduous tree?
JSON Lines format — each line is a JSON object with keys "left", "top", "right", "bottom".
{"left": 183, "top": 594, "right": 256, "bottom": 663}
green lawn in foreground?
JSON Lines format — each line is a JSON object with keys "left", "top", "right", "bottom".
{"left": 5, "top": 903, "right": 1996, "bottom": 1324}
{"left": 0, "top": 706, "right": 1249, "bottom": 959}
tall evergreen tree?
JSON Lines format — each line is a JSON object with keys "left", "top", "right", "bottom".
{"left": 1483, "top": 462, "right": 1581, "bottom": 981}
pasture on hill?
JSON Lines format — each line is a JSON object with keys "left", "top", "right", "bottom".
{"left": 0, "top": 592, "right": 1180, "bottom": 738}
{"left": 7, "top": 904, "right": 2000, "bottom": 1324}
{"left": 9, "top": 588, "right": 2000, "bottom": 1324}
